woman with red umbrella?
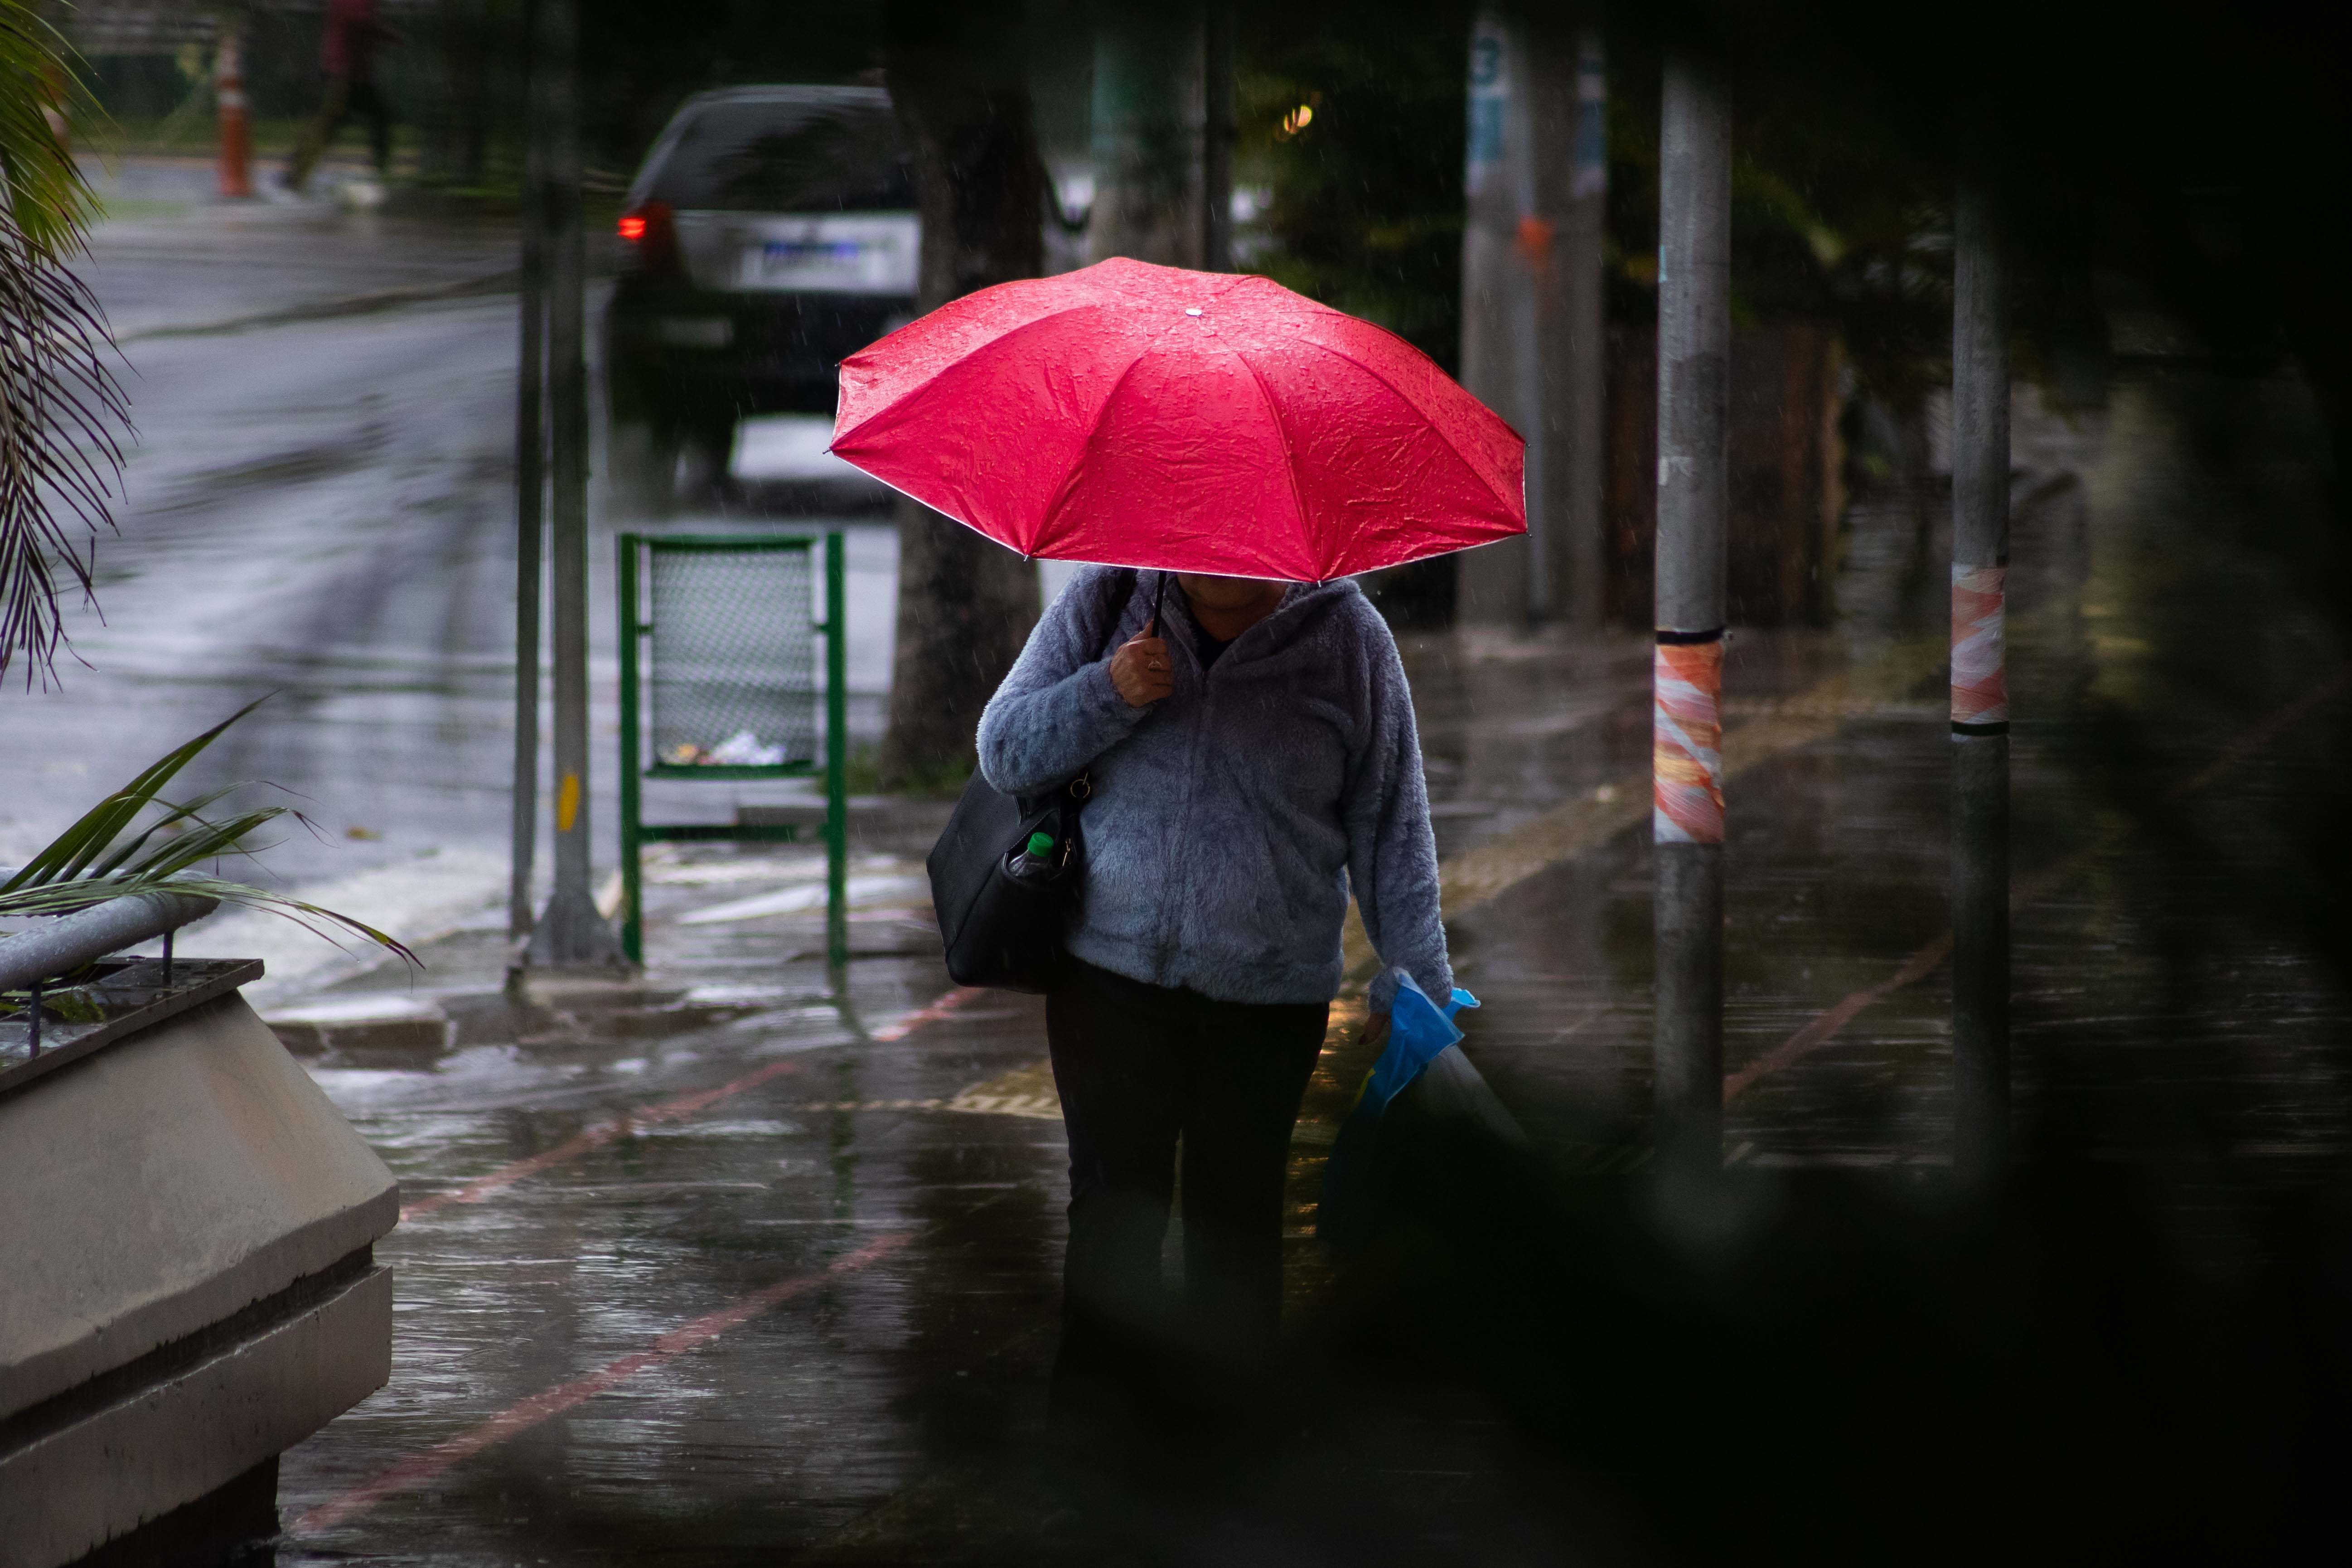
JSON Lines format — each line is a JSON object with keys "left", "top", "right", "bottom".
{"left": 832, "top": 258, "right": 1525, "bottom": 1457}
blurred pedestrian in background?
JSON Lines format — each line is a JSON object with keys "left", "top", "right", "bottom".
{"left": 284, "top": 0, "right": 401, "bottom": 194}
{"left": 977, "top": 565, "right": 1453, "bottom": 1461}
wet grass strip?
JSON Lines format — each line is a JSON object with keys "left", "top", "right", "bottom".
{"left": 286, "top": 1232, "right": 919, "bottom": 1536}
{"left": 397, "top": 986, "right": 987, "bottom": 1220}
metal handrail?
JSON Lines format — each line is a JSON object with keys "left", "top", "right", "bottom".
{"left": 0, "top": 890, "right": 220, "bottom": 995}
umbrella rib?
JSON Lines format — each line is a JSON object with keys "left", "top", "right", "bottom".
{"left": 1037, "top": 323, "right": 1189, "bottom": 543}
{"left": 1287, "top": 332, "right": 1524, "bottom": 518}
{"left": 834, "top": 294, "right": 1131, "bottom": 447}
{"left": 1224, "top": 339, "right": 1317, "bottom": 571}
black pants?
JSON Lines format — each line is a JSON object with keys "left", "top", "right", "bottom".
{"left": 286, "top": 77, "right": 393, "bottom": 190}
{"left": 1045, "top": 958, "right": 1327, "bottom": 1443}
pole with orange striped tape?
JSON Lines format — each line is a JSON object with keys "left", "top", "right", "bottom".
{"left": 1652, "top": 51, "right": 1731, "bottom": 1176}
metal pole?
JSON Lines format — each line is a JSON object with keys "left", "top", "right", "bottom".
{"left": 1950, "top": 179, "right": 2011, "bottom": 1179}
{"left": 1461, "top": 8, "right": 1593, "bottom": 629}
{"left": 1457, "top": 8, "right": 1532, "bottom": 629}
{"left": 1652, "top": 52, "right": 1731, "bottom": 1177}
{"left": 527, "top": 0, "right": 623, "bottom": 969}
{"left": 1201, "top": 2, "right": 1234, "bottom": 273}
{"left": 508, "top": 0, "right": 546, "bottom": 949}
{"left": 1510, "top": 43, "right": 1551, "bottom": 627}
{"left": 1561, "top": 29, "right": 1608, "bottom": 628}
{"left": 617, "top": 535, "right": 644, "bottom": 965}
{"left": 825, "top": 532, "right": 850, "bottom": 968}
{"left": 0, "top": 891, "right": 219, "bottom": 992}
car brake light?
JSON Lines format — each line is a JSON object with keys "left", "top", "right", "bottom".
{"left": 619, "top": 201, "right": 680, "bottom": 278}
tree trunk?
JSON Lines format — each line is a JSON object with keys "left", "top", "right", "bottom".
{"left": 877, "top": 1, "right": 1047, "bottom": 791}
{"left": 1088, "top": 1, "right": 1204, "bottom": 268}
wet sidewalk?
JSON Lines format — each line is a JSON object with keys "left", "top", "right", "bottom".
{"left": 266, "top": 370, "right": 2351, "bottom": 1563}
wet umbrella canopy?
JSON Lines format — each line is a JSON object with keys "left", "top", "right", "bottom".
{"left": 829, "top": 257, "right": 1526, "bottom": 581}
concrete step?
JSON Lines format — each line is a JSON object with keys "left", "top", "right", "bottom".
{"left": 264, "top": 994, "right": 451, "bottom": 1058}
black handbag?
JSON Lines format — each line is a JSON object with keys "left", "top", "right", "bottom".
{"left": 927, "top": 571, "right": 1147, "bottom": 992}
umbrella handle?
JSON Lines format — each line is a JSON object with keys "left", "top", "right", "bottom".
{"left": 1149, "top": 570, "right": 1166, "bottom": 634}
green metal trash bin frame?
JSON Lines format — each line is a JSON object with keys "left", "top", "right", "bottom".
{"left": 616, "top": 531, "right": 848, "bottom": 966}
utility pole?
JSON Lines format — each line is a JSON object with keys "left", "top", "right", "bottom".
{"left": 1950, "top": 179, "right": 2010, "bottom": 1179}
{"left": 508, "top": 0, "right": 545, "bottom": 952}
{"left": 1561, "top": 30, "right": 1607, "bottom": 627}
{"left": 526, "top": 0, "right": 623, "bottom": 969}
{"left": 1651, "top": 52, "right": 1731, "bottom": 1177}
{"left": 1201, "top": 2, "right": 1234, "bottom": 273}
{"left": 1457, "top": 8, "right": 1607, "bottom": 631}
{"left": 1458, "top": 9, "right": 1542, "bottom": 629}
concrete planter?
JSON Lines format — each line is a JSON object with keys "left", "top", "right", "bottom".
{"left": 0, "top": 978, "right": 397, "bottom": 1568}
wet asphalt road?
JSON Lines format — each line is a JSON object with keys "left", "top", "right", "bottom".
{"left": 3, "top": 161, "right": 906, "bottom": 1003}
{"left": 0, "top": 162, "right": 528, "bottom": 890}
{"left": 19, "top": 163, "right": 2352, "bottom": 1561}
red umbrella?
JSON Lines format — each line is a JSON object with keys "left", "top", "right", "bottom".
{"left": 829, "top": 257, "right": 1524, "bottom": 582}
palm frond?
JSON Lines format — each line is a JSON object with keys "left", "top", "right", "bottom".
{"left": 0, "top": 700, "right": 419, "bottom": 968}
{"left": 2, "top": 695, "right": 271, "bottom": 891}
{"left": 0, "top": 0, "right": 130, "bottom": 687}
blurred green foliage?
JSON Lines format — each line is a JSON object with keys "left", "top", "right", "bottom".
{"left": 1239, "top": 4, "right": 1953, "bottom": 416}
{"left": 1241, "top": 2, "right": 1474, "bottom": 373}
{"left": 0, "top": 0, "right": 97, "bottom": 252}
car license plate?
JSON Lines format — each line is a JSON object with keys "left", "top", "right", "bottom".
{"left": 736, "top": 215, "right": 916, "bottom": 295}
{"left": 763, "top": 238, "right": 862, "bottom": 276}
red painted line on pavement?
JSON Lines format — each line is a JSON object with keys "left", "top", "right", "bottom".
{"left": 289, "top": 1232, "right": 917, "bottom": 1536}
{"left": 399, "top": 986, "right": 988, "bottom": 1221}
{"left": 870, "top": 984, "right": 987, "bottom": 1043}
{"left": 402, "top": 1058, "right": 804, "bottom": 1219}
{"left": 2163, "top": 664, "right": 2352, "bottom": 803}
{"left": 1723, "top": 934, "right": 1953, "bottom": 1102}
{"left": 1723, "top": 665, "right": 2352, "bottom": 1102}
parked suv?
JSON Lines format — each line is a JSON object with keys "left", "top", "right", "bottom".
{"left": 605, "top": 85, "right": 915, "bottom": 503}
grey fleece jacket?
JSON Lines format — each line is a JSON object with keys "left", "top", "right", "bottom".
{"left": 975, "top": 566, "right": 1451, "bottom": 1013}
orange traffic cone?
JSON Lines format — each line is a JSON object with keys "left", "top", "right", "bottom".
{"left": 216, "top": 32, "right": 252, "bottom": 199}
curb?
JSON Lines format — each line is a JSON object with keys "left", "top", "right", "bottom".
{"left": 116, "top": 269, "right": 521, "bottom": 347}
{"left": 266, "top": 995, "right": 451, "bottom": 1058}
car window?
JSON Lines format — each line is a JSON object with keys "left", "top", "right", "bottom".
{"left": 646, "top": 99, "right": 912, "bottom": 213}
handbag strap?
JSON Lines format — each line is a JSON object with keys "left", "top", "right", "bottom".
{"left": 1067, "top": 567, "right": 1148, "bottom": 804}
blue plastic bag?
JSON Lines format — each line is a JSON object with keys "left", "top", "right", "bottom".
{"left": 1316, "top": 976, "right": 1481, "bottom": 1249}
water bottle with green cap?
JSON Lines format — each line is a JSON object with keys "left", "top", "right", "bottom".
{"left": 1009, "top": 828, "right": 1058, "bottom": 880}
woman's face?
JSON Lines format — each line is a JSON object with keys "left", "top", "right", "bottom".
{"left": 1176, "top": 572, "right": 1286, "bottom": 612}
